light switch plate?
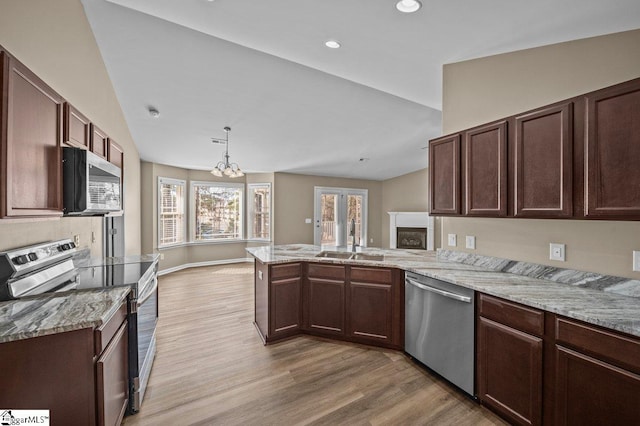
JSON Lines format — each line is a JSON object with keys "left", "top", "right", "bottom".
{"left": 465, "top": 236, "right": 476, "bottom": 250}
{"left": 305, "top": 218, "right": 312, "bottom": 224}
{"left": 549, "top": 243, "right": 566, "bottom": 262}
{"left": 633, "top": 251, "right": 640, "bottom": 272}
{"left": 448, "top": 234, "right": 457, "bottom": 247}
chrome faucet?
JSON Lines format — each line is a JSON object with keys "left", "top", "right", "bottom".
{"left": 349, "top": 218, "right": 357, "bottom": 252}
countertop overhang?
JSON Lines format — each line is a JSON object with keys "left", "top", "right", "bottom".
{"left": 247, "top": 244, "right": 640, "bottom": 339}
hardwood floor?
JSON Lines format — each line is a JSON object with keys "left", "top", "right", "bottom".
{"left": 123, "top": 264, "right": 506, "bottom": 426}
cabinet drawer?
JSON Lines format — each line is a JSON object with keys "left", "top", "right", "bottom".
{"left": 350, "top": 267, "right": 392, "bottom": 284}
{"left": 307, "top": 264, "right": 346, "bottom": 280}
{"left": 479, "top": 294, "right": 544, "bottom": 336}
{"left": 95, "top": 302, "right": 127, "bottom": 355}
{"left": 555, "top": 317, "right": 640, "bottom": 373}
{"left": 271, "top": 263, "right": 301, "bottom": 280}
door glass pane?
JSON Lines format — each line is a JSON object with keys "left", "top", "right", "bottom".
{"left": 347, "top": 195, "right": 363, "bottom": 245}
{"left": 321, "top": 194, "right": 338, "bottom": 245}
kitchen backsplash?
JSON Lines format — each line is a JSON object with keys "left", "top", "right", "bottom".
{"left": 437, "top": 249, "right": 640, "bottom": 299}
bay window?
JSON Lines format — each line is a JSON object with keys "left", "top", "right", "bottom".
{"left": 158, "top": 177, "right": 186, "bottom": 247}
{"left": 191, "top": 181, "right": 244, "bottom": 241}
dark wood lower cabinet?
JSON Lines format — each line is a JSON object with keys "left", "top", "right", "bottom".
{"left": 555, "top": 345, "right": 640, "bottom": 425}
{"left": 253, "top": 261, "right": 302, "bottom": 343}
{"left": 96, "top": 320, "right": 129, "bottom": 426}
{"left": 477, "top": 317, "right": 543, "bottom": 426}
{"left": 477, "top": 293, "right": 640, "bottom": 426}
{"left": 347, "top": 267, "right": 402, "bottom": 348}
{"left": 0, "top": 297, "right": 129, "bottom": 426}
{"left": 256, "top": 261, "right": 402, "bottom": 349}
{"left": 307, "top": 277, "right": 345, "bottom": 335}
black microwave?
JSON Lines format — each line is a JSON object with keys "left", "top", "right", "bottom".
{"left": 62, "top": 147, "right": 122, "bottom": 215}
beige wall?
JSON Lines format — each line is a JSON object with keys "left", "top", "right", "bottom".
{"left": 0, "top": 0, "right": 141, "bottom": 255}
{"left": 140, "top": 161, "right": 270, "bottom": 271}
{"left": 273, "top": 173, "right": 382, "bottom": 247}
{"left": 441, "top": 28, "right": 640, "bottom": 278}
{"left": 380, "top": 169, "right": 441, "bottom": 249}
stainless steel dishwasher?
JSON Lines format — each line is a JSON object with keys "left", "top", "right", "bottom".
{"left": 405, "top": 271, "right": 475, "bottom": 396}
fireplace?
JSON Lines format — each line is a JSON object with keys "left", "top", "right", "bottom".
{"left": 388, "top": 212, "right": 434, "bottom": 250}
{"left": 397, "top": 227, "right": 427, "bottom": 249}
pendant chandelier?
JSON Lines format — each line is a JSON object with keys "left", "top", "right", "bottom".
{"left": 210, "top": 126, "right": 244, "bottom": 178}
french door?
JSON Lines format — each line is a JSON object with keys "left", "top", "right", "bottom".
{"left": 314, "top": 187, "right": 367, "bottom": 247}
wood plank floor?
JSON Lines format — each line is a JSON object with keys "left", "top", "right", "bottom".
{"left": 123, "top": 264, "right": 507, "bottom": 426}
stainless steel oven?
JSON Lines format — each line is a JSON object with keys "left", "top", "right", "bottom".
{"left": 130, "top": 263, "right": 158, "bottom": 412}
{"left": 0, "top": 240, "right": 159, "bottom": 415}
{"left": 76, "top": 259, "right": 159, "bottom": 413}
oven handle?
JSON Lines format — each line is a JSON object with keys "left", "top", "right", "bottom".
{"left": 406, "top": 278, "right": 472, "bottom": 303}
{"left": 137, "top": 276, "right": 158, "bottom": 306}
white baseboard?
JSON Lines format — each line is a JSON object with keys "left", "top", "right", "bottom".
{"left": 158, "top": 257, "right": 254, "bottom": 276}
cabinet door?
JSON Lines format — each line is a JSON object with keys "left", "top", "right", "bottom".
{"left": 107, "top": 138, "right": 124, "bottom": 169}
{"left": 477, "top": 317, "right": 543, "bottom": 426}
{"left": 3, "top": 55, "right": 63, "bottom": 217}
{"left": 429, "top": 134, "right": 460, "bottom": 215}
{"left": 270, "top": 277, "right": 301, "bottom": 337}
{"left": 585, "top": 79, "right": 640, "bottom": 217}
{"left": 306, "top": 278, "right": 345, "bottom": 335}
{"left": 555, "top": 345, "right": 640, "bottom": 425}
{"left": 347, "top": 281, "right": 392, "bottom": 343}
{"left": 464, "top": 121, "right": 507, "bottom": 216}
{"left": 514, "top": 103, "right": 573, "bottom": 218}
{"left": 64, "top": 103, "right": 90, "bottom": 149}
{"left": 96, "top": 320, "right": 129, "bottom": 426}
{"left": 91, "top": 124, "right": 108, "bottom": 159}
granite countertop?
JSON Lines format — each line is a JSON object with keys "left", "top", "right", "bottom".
{"left": 0, "top": 287, "right": 130, "bottom": 344}
{"left": 246, "top": 244, "right": 640, "bottom": 339}
{"left": 73, "top": 253, "right": 160, "bottom": 268}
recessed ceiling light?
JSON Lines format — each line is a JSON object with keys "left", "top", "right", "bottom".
{"left": 396, "top": 0, "right": 422, "bottom": 13}
{"left": 325, "top": 40, "right": 341, "bottom": 49}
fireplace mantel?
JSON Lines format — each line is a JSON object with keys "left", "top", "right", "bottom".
{"left": 388, "top": 212, "right": 435, "bottom": 250}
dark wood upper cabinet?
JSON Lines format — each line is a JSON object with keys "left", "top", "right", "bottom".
{"left": 585, "top": 79, "right": 640, "bottom": 218}
{"left": 1, "top": 51, "right": 63, "bottom": 218}
{"left": 429, "top": 77, "right": 640, "bottom": 220}
{"left": 429, "top": 134, "right": 460, "bottom": 215}
{"left": 514, "top": 102, "right": 573, "bottom": 218}
{"left": 108, "top": 138, "right": 124, "bottom": 169}
{"left": 63, "top": 102, "right": 90, "bottom": 149}
{"left": 464, "top": 121, "right": 508, "bottom": 216}
{"left": 91, "top": 123, "right": 108, "bottom": 159}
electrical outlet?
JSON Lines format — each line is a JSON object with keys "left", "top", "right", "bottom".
{"left": 91, "top": 232, "right": 96, "bottom": 243}
{"left": 549, "top": 243, "right": 566, "bottom": 261}
{"left": 447, "top": 234, "right": 457, "bottom": 247}
{"left": 633, "top": 251, "right": 640, "bottom": 272}
{"left": 160, "top": 253, "right": 165, "bottom": 260}
{"left": 370, "top": 238, "right": 373, "bottom": 244}
{"left": 73, "top": 235, "right": 80, "bottom": 246}
{"left": 465, "top": 236, "right": 476, "bottom": 250}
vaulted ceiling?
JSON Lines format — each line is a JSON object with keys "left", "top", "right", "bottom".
{"left": 81, "top": 0, "right": 640, "bottom": 180}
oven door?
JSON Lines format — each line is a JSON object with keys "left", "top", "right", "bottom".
{"left": 132, "top": 272, "right": 158, "bottom": 412}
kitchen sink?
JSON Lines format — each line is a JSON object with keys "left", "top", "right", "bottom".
{"left": 315, "top": 251, "right": 353, "bottom": 259}
{"left": 314, "top": 251, "right": 385, "bottom": 261}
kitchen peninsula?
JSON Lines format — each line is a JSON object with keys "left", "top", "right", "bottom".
{"left": 248, "top": 244, "right": 640, "bottom": 426}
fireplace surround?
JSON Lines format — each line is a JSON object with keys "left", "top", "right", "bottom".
{"left": 388, "top": 212, "right": 434, "bottom": 250}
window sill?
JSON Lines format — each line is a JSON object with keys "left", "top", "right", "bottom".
{"left": 158, "top": 240, "right": 249, "bottom": 250}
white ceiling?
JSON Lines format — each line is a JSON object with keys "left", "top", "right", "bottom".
{"left": 81, "top": 0, "right": 640, "bottom": 180}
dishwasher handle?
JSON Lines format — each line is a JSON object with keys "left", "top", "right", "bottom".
{"left": 405, "top": 278, "right": 472, "bottom": 303}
